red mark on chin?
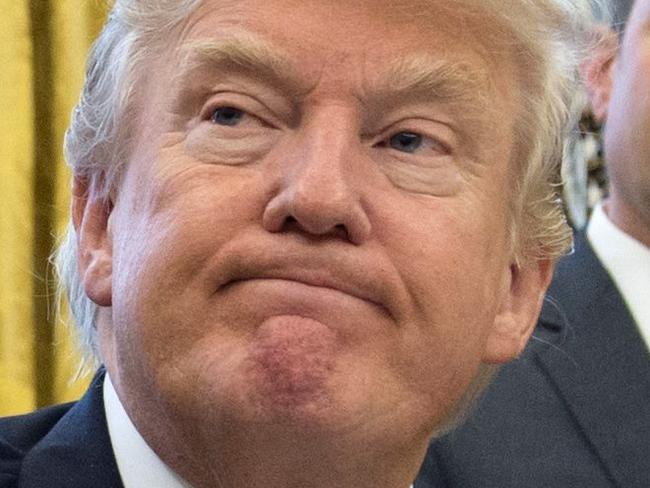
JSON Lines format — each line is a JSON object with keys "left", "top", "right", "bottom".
{"left": 250, "top": 316, "right": 337, "bottom": 408}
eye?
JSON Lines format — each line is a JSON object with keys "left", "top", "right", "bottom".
{"left": 388, "top": 132, "right": 423, "bottom": 154}
{"left": 210, "top": 106, "right": 245, "bottom": 126}
{"left": 376, "top": 128, "right": 451, "bottom": 157}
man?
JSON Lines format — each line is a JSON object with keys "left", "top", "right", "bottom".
{"left": 0, "top": 1, "right": 601, "bottom": 487}
{"left": 416, "top": 1, "right": 650, "bottom": 487}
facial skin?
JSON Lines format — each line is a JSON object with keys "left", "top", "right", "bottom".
{"left": 75, "top": 1, "right": 552, "bottom": 486}
{"left": 584, "top": 0, "right": 650, "bottom": 246}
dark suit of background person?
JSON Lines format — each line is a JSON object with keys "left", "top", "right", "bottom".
{"left": 415, "top": 0, "right": 650, "bottom": 486}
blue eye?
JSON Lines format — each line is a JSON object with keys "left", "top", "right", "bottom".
{"left": 389, "top": 132, "right": 423, "bottom": 153}
{"left": 211, "top": 107, "right": 244, "bottom": 126}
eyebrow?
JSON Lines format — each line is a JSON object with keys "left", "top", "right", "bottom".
{"left": 173, "top": 35, "right": 304, "bottom": 99}
{"left": 173, "top": 34, "right": 494, "bottom": 122}
{"left": 366, "top": 54, "right": 493, "bottom": 117}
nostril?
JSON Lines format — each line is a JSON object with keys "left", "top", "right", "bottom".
{"left": 333, "top": 224, "right": 350, "bottom": 241}
{"left": 282, "top": 216, "right": 300, "bottom": 232}
{"left": 278, "top": 215, "right": 350, "bottom": 241}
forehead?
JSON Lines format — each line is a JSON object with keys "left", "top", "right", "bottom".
{"left": 175, "top": 0, "right": 514, "bottom": 87}
{"left": 184, "top": 0, "right": 497, "bottom": 40}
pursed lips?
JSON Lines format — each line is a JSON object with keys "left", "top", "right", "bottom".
{"left": 208, "top": 240, "right": 408, "bottom": 320}
{"left": 219, "top": 266, "right": 392, "bottom": 317}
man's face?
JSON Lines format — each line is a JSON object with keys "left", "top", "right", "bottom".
{"left": 84, "top": 0, "right": 547, "bottom": 460}
{"left": 604, "top": 0, "right": 650, "bottom": 227}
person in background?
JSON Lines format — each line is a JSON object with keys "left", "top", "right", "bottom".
{"left": 0, "top": 1, "right": 603, "bottom": 487}
{"left": 416, "top": 0, "right": 650, "bottom": 486}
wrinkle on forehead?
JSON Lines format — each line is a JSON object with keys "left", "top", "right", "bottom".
{"left": 180, "top": 0, "right": 516, "bottom": 68}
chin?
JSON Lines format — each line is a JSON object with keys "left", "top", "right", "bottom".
{"left": 240, "top": 328, "right": 347, "bottom": 430}
{"left": 157, "top": 332, "right": 342, "bottom": 430}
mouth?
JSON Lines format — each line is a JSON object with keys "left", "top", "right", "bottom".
{"left": 218, "top": 262, "right": 393, "bottom": 318}
{"left": 209, "top": 241, "right": 405, "bottom": 321}
{"left": 229, "top": 273, "right": 381, "bottom": 308}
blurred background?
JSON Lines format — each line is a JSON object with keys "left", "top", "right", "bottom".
{"left": 1, "top": 0, "right": 108, "bottom": 415}
{"left": 0, "top": 0, "right": 610, "bottom": 416}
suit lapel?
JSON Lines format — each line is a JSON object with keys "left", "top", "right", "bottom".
{"left": 19, "top": 371, "right": 123, "bottom": 488}
{"left": 537, "top": 234, "right": 650, "bottom": 488}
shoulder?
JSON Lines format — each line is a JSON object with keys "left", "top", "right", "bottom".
{"left": 0, "top": 403, "right": 75, "bottom": 485}
{"left": 0, "top": 403, "right": 75, "bottom": 451}
{"left": 3, "top": 371, "right": 124, "bottom": 488}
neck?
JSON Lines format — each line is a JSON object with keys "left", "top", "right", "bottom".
{"left": 156, "top": 422, "right": 424, "bottom": 488}
{"left": 603, "top": 193, "right": 650, "bottom": 248}
{"left": 104, "top": 353, "right": 428, "bottom": 488}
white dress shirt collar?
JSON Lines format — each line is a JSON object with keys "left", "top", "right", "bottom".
{"left": 587, "top": 203, "right": 650, "bottom": 351}
{"left": 103, "top": 373, "right": 192, "bottom": 488}
{"left": 104, "top": 373, "right": 415, "bottom": 488}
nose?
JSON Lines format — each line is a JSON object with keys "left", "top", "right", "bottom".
{"left": 262, "top": 120, "right": 372, "bottom": 245}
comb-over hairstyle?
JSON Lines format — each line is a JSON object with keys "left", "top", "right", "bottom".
{"left": 56, "top": 0, "right": 610, "bottom": 366}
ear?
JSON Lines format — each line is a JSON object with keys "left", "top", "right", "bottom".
{"left": 580, "top": 25, "right": 619, "bottom": 122}
{"left": 482, "top": 258, "right": 554, "bottom": 364}
{"left": 72, "top": 176, "right": 114, "bottom": 307}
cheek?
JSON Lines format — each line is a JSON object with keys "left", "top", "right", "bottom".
{"left": 391, "top": 196, "right": 508, "bottom": 320}
{"left": 109, "top": 166, "right": 266, "bottom": 363}
{"left": 114, "top": 163, "right": 263, "bottom": 279}
{"left": 382, "top": 195, "right": 509, "bottom": 397}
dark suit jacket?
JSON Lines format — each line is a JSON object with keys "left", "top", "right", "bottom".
{"left": 0, "top": 371, "right": 123, "bottom": 488}
{"left": 415, "top": 234, "right": 650, "bottom": 488}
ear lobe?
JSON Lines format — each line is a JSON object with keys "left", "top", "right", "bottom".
{"left": 72, "top": 176, "right": 113, "bottom": 307}
{"left": 580, "top": 25, "right": 619, "bottom": 122}
{"left": 482, "top": 258, "right": 554, "bottom": 364}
